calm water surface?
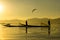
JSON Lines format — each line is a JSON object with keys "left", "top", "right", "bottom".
{"left": 0, "top": 24, "right": 60, "bottom": 40}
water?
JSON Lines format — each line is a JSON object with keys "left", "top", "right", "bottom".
{"left": 0, "top": 24, "right": 60, "bottom": 40}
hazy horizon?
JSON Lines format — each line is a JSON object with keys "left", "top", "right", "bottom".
{"left": 0, "top": 17, "right": 60, "bottom": 20}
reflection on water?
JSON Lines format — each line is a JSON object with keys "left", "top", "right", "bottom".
{"left": 0, "top": 24, "right": 60, "bottom": 40}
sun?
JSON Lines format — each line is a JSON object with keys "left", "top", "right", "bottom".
{"left": 0, "top": 4, "right": 3, "bottom": 13}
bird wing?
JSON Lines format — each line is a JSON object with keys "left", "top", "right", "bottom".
{"left": 32, "top": 9, "right": 37, "bottom": 13}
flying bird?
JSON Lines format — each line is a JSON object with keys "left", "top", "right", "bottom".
{"left": 32, "top": 8, "right": 37, "bottom": 13}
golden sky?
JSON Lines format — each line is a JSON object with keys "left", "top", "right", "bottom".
{"left": 0, "top": 0, "right": 60, "bottom": 20}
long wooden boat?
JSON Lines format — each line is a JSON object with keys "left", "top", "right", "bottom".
{"left": 3, "top": 23, "right": 49, "bottom": 27}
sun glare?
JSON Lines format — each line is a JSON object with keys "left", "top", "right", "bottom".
{"left": 0, "top": 4, "right": 3, "bottom": 13}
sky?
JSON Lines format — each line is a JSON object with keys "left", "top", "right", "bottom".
{"left": 0, "top": 0, "right": 60, "bottom": 20}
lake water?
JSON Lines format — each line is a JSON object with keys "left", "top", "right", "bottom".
{"left": 0, "top": 24, "right": 60, "bottom": 40}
